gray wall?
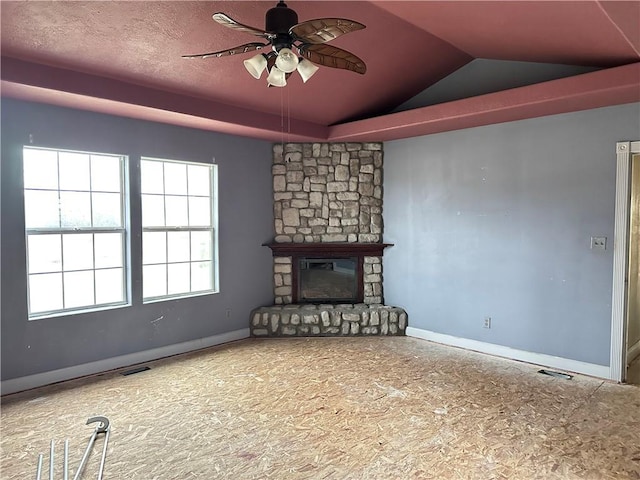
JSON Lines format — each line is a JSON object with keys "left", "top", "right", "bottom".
{"left": 384, "top": 102, "right": 640, "bottom": 366}
{"left": 392, "top": 59, "right": 600, "bottom": 112}
{"left": 1, "top": 99, "right": 274, "bottom": 381}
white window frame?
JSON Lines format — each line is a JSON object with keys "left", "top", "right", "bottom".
{"left": 23, "top": 146, "right": 129, "bottom": 319}
{"left": 141, "top": 157, "right": 218, "bottom": 303}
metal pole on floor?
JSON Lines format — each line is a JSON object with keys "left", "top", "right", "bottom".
{"left": 63, "top": 439, "right": 69, "bottom": 480}
{"left": 35, "top": 453, "right": 43, "bottom": 480}
{"left": 49, "top": 440, "right": 54, "bottom": 480}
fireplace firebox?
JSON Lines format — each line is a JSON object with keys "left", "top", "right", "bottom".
{"left": 265, "top": 242, "right": 392, "bottom": 304}
{"left": 299, "top": 257, "right": 358, "bottom": 303}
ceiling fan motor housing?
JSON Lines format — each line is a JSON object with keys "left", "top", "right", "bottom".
{"left": 266, "top": 1, "right": 298, "bottom": 34}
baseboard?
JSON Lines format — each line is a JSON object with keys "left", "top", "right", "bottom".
{"left": 1, "top": 328, "right": 250, "bottom": 396}
{"left": 406, "top": 327, "right": 611, "bottom": 379}
{"left": 628, "top": 340, "right": 640, "bottom": 364}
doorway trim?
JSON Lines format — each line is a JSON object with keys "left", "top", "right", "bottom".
{"left": 611, "top": 141, "right": 640, "bottom": 382}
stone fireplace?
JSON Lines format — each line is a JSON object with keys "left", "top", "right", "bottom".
{"left": 250, "top": 142, "right": 407, "bottom": 337}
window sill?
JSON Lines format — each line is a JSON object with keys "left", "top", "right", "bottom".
{"left": 142, "top": 289, "right": 219, "bottom": 305}
{"left": 28, "top": 301, "right": 131, "bottom": 321}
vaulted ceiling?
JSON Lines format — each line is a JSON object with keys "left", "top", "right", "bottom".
{"left": 2, "top": 1, "right": 639, "bottom": 142}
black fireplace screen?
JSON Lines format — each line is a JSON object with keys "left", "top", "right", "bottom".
{"left": 298, "top": 257, "right": 358, "bottom": 303}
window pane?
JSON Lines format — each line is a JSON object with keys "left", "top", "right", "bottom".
{"left": 141, "top": 160, "right": 164, "bottom": 194}
{"left": 191, "top": 261, "right": 213, "bottom": 291}
{"left": 191, "top": 231, "right": 212, "bottom": 261}
{"left": 143, "top": 231, "right": 166, "bottom": 265}
{"left": 23, "top": 148, "right": 58, "bottom": 190}
{"left": 95, "top": 268, "right": 124, "bottom": 304}
{"left": 28, "top": 234, "right": 62, "bottom": 273}
{"left": 167, "top": 231, "right": 190, "bottom": 263}
{"left": 188, "top": 197, "right": 211, "bottom": 227}
{"left": 60, "top": 191, "right": 91, "bottom": 228}
{"left": 59, "top": 152, "right": 90, "bottom": 191}
{"left": 143, "top": 264, "right": 167, "bottom": 298}
{"left": 139, "top": 159, "right": 216, "bottom": 302}
{"left": 63, "top": 271, "right": 95, "bottom": 308}
{"left": 25, "top": 190, "right": 60, "bottom": 228}
{"left": 165, "top": 196, "right": 188, "bottom": 227}
{"left": 95, "top": 233, "right": 122, "bottom": 268}
{"left": 164, "top": 162, "right": 188, "bottom": 195}
{"left": 63, "top": 234, "right": 94, "bottom": 271}
{"left": 29, "top": 273, "right": 63, "bottom": 313}
{"left": 141, "top": 194, "right": 165, "bottom": 227}
{"left": 187, "top": 165, "right": 210, "bottom": 196}
{"left": 168, "top": 262, "right": 190, "bottom": 294}
{"left": 92, "top": 192, "right": 122, "bottom": 227}
{"left": 91, "top": 155, "right": 121, "bottom": 192}
{"left": 23, "top": 147, "right": 128, "bottom": 317}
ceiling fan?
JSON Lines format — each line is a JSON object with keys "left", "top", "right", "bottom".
{"left": 182, "top": 1, "right": 367, "bottom": 87}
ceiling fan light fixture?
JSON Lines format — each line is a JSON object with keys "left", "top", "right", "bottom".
{"left": 185, "top": 3, "right": 368, "bottom": 88}
{"left": 297, "top": 58, "right": 319, "bottom": 83}
{"left": 267, "top": 65, "right": 287, "bottom": 87}
{"left": 243, "top": 53, "right": 268, "bottom": 79}
{"left": 275, "top": 47, "right": 299, "bottom": 73}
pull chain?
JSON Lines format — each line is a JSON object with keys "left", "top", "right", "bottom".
{"left": 280, "top": 87, "right": 285, "bottom": 157}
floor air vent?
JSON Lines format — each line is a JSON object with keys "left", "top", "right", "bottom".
{"left": 538, "top": 369, "right": 573, "bottom": 380}
{"left": 120, "top": 366, "right": 150, "bottom": 376}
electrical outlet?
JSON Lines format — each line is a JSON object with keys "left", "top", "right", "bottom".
{"left": 225, "top": 309, "right": 231, "bottom": 318}
{"left": 484, "top": 317, "right": 491, "bottom": 329}
{"left": 590, "top": 236, "right": 607, "bottom": 250}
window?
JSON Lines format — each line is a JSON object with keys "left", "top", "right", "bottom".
{"left": 140, "top": 157, "right": 217, "bottom": 301}
{"left": 23, "top": 147, "right": 127, "bottom": 318}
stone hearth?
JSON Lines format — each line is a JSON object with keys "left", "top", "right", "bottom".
{"left": 252, "top": 304, "right": 407, "bottom": 337}
{"left": 250, "top": 142, "right": 408, "bottom": 337}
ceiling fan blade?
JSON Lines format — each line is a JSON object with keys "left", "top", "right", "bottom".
{"left": 299, "top": 43, "right": 366, "bottom": 74}
{"left": 290, "top": 18, "right": 366, "bottom": 44}
{"left": 182, "top": 42, "right": 268, "bottom": 59}
{"left": 212, "top": 13, "right": 273, "bottom": 39}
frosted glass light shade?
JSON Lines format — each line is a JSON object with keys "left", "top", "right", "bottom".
{"left": 243, "top": 54, "right": 268, "bottom": 79}
{"left": 297, "top": 59, "right": 319, "bottom": 83}
{"left": 275, "top": 48, "right": 299, "bottom": 73}
{"left": 266, "top": 66, "right": 287, "bottom": 87}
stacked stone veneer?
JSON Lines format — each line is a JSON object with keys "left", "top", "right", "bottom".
{"left": 252, "top": 141, "right": 408, "bottom": 337}
{"left": 272, "top": 142, "right": 384, "bottom": 305}
{"left": 273, "top": 142, "right": 383, "bottom": 244}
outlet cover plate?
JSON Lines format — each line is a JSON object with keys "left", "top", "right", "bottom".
{"left": 591, "top": 236, "right": 607, "bottom": 250}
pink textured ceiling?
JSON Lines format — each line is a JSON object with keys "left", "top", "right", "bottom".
{"left": 373, "top": 1, "right": 639, "bottom": 65}
{"left": 1, "top": 1, "right": 639, "bottom": 141}
{"left": 598, "top": 1, "right": 640, "bottom": 54}
{"left": 0, "top": 1, "right": 470, "bottom": 125}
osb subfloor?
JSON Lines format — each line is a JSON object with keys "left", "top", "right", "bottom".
{"left": 2, "top": 337, "right": 640, "bottom": 479}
